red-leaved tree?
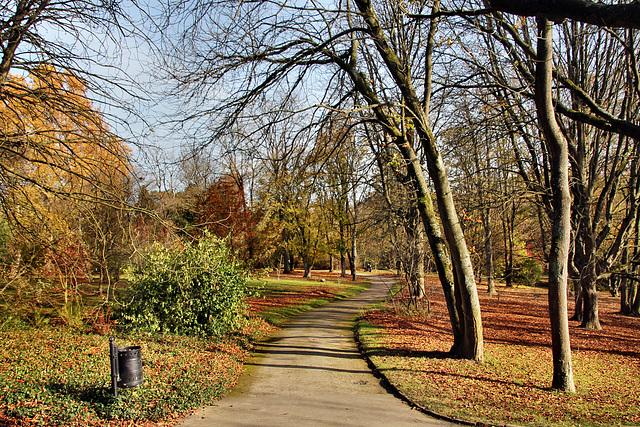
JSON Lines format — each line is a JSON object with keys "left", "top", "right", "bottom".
{"left": 195, "top": 176, "right": 258, "bottom": 261}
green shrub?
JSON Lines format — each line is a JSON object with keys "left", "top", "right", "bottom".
{"left": 119, "top": 232, "right": 250, "bottom": 337}
{"left": 512, "top": 257, "right": 543, "bottom": 287}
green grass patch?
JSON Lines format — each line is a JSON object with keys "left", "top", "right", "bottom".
{"left": 248, "top": 275, "right": 368, "bottom": 327}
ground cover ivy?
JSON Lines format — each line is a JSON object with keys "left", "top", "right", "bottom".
{"left": 0, "top": 326, "right": 254, "bottom": 426}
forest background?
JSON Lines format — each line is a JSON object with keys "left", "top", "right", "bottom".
{"left": 1, "top": 0, "right": 640, "bottom": 424}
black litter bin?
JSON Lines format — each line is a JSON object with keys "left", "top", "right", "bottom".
{"left": 109, "top": 337, "right": 144, "bottom": 396}
{"left": 117, "top": 346, "right": 144, "bottom": 388}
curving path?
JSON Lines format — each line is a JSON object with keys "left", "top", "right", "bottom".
{"left": 177, "top": 275, "right": 457, "bottom": 426}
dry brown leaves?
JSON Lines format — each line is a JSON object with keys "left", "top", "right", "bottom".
{"left": 362, "top": 276, "right": 640, "bottom": 426}
{"left": 246, "top": 286, "right": 338, "bottom": 312}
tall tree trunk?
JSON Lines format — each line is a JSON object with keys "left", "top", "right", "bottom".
{"left": 569, "top": 74, "right": 601, "bottom": 328}
{"left": 406, "top": 213, "right": 426, "bottom": 299}
{"left": 303, "top": 257, "right": 312, "bottom": 278}
{"left": 620, "top": 277, "right": 630, "bottom": 314}
{"left": 502, "top": 201, "right": 515, "bottom": 287}
{"left": 579, "top": 259, "right": 601, "bottom": 329}
{"left": 350, "top": 202, "right": 358, "bottom": 281}
{"left": 537, "top": 203, "right": 550, "bottom": 262}
{"left": 572, "top": 279, "right": 584, "bottom": 321}
{"left": 474, "top": 131, "right": 495, "bottom": 296}
{"left": 631, "top": 214, "right": 640, "bottom": 316}
{"left": 282, "top": 226, "right": 291, "bottom": 274}
{"left": 283, "top": 248, "right": 291, "bottom": 274}
{"left": 482, "top": 207, "right": 495, "bottom": 296}
{"left": 535, "top": 18, "right": 576, "bottom": 392}
{"left": 338, "top": 219, "right": 348, "bottom": 278}
{"left": 354, "top": 0, "right": 483, "bottom": 362}
{"left": 631, "top": 281, "right": 640, "bottom": 317}
{"left": 415, "top": 226, "right": 426, "bottom": 299}
{"left": 571, "top": 220, "right": 584, "bottom": 322}
{"left": 347, "top": 251, "right": 355, "bottom": 280}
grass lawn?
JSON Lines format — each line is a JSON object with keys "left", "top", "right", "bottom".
{"left": 357, "top": 275, "right": 640, "bottom": 427}
{"left": 247, "top": 271, "right": 369, "bottom": 326}
{"left": 0, "top": 270, "right": 366, "bottom": 426}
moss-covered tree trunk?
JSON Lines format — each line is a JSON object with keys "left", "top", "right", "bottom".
{"left": 345, "top": 0, "right": 483, "bottom": 361}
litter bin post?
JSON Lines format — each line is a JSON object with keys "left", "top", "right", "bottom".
{"left": 109, "top": 337, "right": 119, "bottom": 397}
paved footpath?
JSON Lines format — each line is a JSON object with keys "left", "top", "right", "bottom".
{"left": 177, "top": 275, "right": 457, "bottom": 427}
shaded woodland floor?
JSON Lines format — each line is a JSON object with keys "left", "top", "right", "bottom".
{"left": 359, "top": 275, "right": 640, "bottom": 426}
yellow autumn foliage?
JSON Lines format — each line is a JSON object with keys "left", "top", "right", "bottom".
{"left": 0, "top": 66, "right": 132, "bottom": 287}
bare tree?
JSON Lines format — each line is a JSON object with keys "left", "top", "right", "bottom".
{"left": 155, "top": 0, "right": 484, "bottom": 360}
{"left": 534, "top": 17, "right": 576, "bottom": 393}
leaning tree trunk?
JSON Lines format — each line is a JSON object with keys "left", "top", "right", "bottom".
{"left": 399, "top": 138, "right": 482, "bottom": 360}
{"left": 417, "top": 177, "right": 463, "bottom": 353}
{"left": 373, "top": 141, "right": 462, "bottom": 349}
{"left": 351, "top": 0, "right": 482, "bottom": 361}
{"left": 535, "top": 18, "right": 576, "bottom": 392}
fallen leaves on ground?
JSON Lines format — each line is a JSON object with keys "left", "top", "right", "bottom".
{"left": 359, "top": 276, "right": 640, "bottom": 427}
{"left": 247, "top": 287, "right": 338, "bottom": 311}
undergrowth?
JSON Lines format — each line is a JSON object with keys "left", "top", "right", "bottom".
{"left": 0, "top": 322, "right": 269, "bottom": 426}
{"left": 0, "top": 271, "right": 367, "bottom": 426}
